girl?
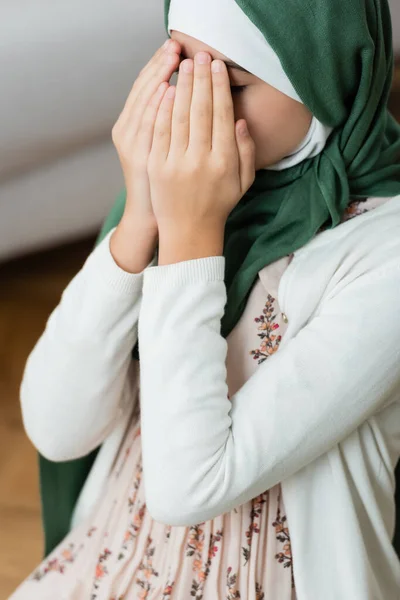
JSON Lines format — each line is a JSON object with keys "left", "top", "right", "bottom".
{"left": 9, "top": 0, "right": 400, "bottom": 598}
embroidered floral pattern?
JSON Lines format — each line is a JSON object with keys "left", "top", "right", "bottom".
{"left": 242, "top": 492, "right": 268, "bottom": 565}
{"left": 186, "top": 524, "right": 205, "bottom": 561}
{"left": 249, "top": 294, "right": 282, "bottom": 364}
{"left": 226, "top": 567, "right": 241, "bottom": 599}
{"left": 165, "top": 524, "right": 172, "bottom": 542}
{"left": 135, "top": 535, "right": 159, "bottom": 599}
{"left": 273, "top": 490, "right": 294, "bottom": 589}
{"left": 30, "top": 542, "right": 84, "bottom": 580}
{"left": 226, "top": 567, "right": 265, "bottom": 599}
{"left": 342, "top": 200, "right": 370, "bottom": 221}
{"left": 127, "top": 458, "right": 142, "bottom": 510}
{"left": 117, "top": 457, "right": 145, "bottom": 561}
{"left": 117, "top": 503, "right": 146, "bottom": 561}
{"left": 186, "top": 525, "right": 223, "bottom": 599}
{"left": 91, "top": 547, "right": 112, "bottom": 597}
{"left": 318, "top": 199, "right": 370, "bottom": 234}
{"left": 255, "top": 582, "right": 265, "bottom": 600}
{"left": 161, "top": 579, "right": 175, "bottom": 598}
{"left": 29, "top": 523, "right": 99, "bottom": 581}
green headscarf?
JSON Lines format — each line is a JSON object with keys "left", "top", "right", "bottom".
{"left": 38, "top": 0, "right": 400, "bottom": 558}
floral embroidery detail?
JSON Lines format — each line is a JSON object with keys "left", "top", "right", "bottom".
{"left": 30, "top": 542, "right": 84, "bottom": 580}
{"left": 272, "top": 491, "right": 295, "bottom": 589}
{"left": 117, "top": 457, "right": 145, "bottom": 560}
{"left": 226, "top": 567, "right": 241, "bottom": 599}
{"left": 255, "top": 582, "right": 265, "bottom": 600}
{"left": 160, "top": 567, "right": 175, "bottom": 597}
{"left": 242, "top": 492, "right": 268, "bottom": 565}
{"left": 161, "top": 580, "right": 175, "bottom": 598}
{"left": 91, "top": 547, "right": 112, "bottom": 597}
{"left": 127, "top": 458, "right": 143, "bottom": 511}
{"left": 186, "top": 525, "right": 223, "bottom": 599}
{"left": 341, "top": 200, "right": 370, "bottom": 221}
{"left": 136, "top": 535, "right": 159, "bottom": 599}
{"left": 226, "top": 568, "right": 265, "bottom": 599}
{"left": 250, "top": 294, "right": 282, "bottom": 364}
{"left": 118, "top": 503, "right": 146, "bottom": 561}
{"left": 165, "top": 524, "right": 172, "bottom": 542}
{"left": 186, "top": 524, "right": 205, "bottom": 561}
{"left": 318, "top": 199, "right": 369, "bottom": 234}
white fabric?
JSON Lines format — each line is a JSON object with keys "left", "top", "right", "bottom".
{"left": 167, "top": 0, "right": 333, "bottom": 170}
{"left": 20, "top": 194, "right": 400, "bottom": 598}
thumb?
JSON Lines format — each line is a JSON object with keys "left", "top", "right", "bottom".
{"left": 235, "top": 120, "right": 256, "bottom": 193}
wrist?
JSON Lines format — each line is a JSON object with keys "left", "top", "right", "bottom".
{"left": 110, "top": 222, "right": 158, "bottom": 274}
{"left": 158, "top": 223, "right": 224, "bottom": 265}
{"left": 118, "top": 214, "right": 159, "bottom": 239}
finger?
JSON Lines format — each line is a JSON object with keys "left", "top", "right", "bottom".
{"left": 169, "top": 59, "right": 193, "bottom": 155}
{"left": 235, "top": 120, "right": 256, "bottom": 193}
{"left": 151, "top": 85, "right": 176, "bottom": 162}
{"left": 211, "top": 60, "right": 236, "bottom": 155}
{"left": 189, "top": 52, "right": 213, "bottom": 152}
{"left": 117, "top": 40, "right": 180, "bottom": 131}
{"left": 138, "top": 39, "right": 181, "bottom": 82}
{"left": 136, "top": 81, "right": 170, "bottom": 160}
{"left": 125, "top": 43, "right": 180, "bottom": 116}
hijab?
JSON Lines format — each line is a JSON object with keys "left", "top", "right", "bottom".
{"left": 38, "top": 0, "right": 400, "bottom": 557}
{"left": 167, "top": 0, "right": 335, "bottom": 171}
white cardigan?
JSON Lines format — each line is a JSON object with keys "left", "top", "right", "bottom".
{"left": 20, "top": 195, "right": 400, "bottom": 599}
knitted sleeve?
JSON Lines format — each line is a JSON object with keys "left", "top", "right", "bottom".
{"left": 138, "top": 256, "right": 400, "bottom": 525}
{"left": 20, "top": 228, "right": 156, "bottom": 461}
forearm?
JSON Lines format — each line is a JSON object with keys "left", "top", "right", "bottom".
{"left": 20, "top": 228, "right": 155, "bottom": 461}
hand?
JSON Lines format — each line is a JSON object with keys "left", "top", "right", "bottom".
{"left": 146, "top": 51, "right": 256, "bottom": 238}
{"left": 111, "top": 38, "right": 181, "bottom": 233}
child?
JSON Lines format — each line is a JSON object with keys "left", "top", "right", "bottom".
{"left": 10, "top": 0, "right": 400, "bottom": 598}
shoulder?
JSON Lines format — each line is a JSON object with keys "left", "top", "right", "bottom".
{"left": 285, "top": 195, "right": 400, "bottom": 321}
{"left": 297, "top": 194, "right": 400, "bottom": 274}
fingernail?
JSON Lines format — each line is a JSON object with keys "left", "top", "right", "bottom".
{"left": 182, "top": 60, "right": 193, "bottom": 74}
{"left": 211, "top": 60, "right": 223, "bottom": 73}
{"left": 239, "top": 122, "right": 248, "bottom": 135}
{"left": 195, "top": 52, "right": 211, "bottom": 64}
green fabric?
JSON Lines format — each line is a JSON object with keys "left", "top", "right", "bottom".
{"left": 38, "top": 450, "right": 100, "bottom": 557}
{"left": 38, "top": 0, "right": 400, "bottom": 558}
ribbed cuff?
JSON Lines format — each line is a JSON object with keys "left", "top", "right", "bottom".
{"left": 90, "top": 227, "right": 157, "bottom": 297}
{"left": 143, "top": 255, "right": 225, "bottom": 293}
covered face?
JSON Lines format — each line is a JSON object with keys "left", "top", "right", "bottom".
{"left": 169, "top": 29, "right": 314, "bottom": 172}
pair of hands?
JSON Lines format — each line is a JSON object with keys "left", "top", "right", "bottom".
{"left": 112, "top": 38, "right": 256, "bottom": 245}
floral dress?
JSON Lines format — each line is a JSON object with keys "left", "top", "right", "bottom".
{"left": 8, "top": 196, "right": 389, "bottom": 600}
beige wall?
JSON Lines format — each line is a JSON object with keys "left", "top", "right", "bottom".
{"left": 389, "top": 0, "right": 400, "bottom": 52}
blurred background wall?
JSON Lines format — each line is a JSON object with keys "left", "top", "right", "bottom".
{"left": 0, "top": 0, "right": 166, "bottom": 263}
{"left": 391, "top": 0, "right": 400, "bottom": 51}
